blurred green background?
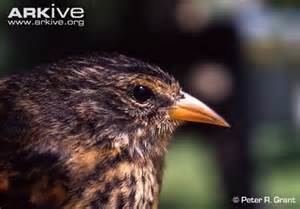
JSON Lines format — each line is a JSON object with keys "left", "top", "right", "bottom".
{"left": 1, "top": 0, "right": 300, "bottom": 209}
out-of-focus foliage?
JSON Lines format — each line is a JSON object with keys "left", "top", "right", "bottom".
{"left": 252, "top": 124, "right": 300, "bottom": 209}
{"left": 160, "top": 134, "right": 223, "bottom": 209}
{"left": 160, "top": 128, "right": 300, "bottom": 209}
{"left": 271, "top": 0, "right": 300, "bottom": 7}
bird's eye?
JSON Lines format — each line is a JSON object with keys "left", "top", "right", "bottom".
{"left": 131, "top": 85, "right": 154, "bottom": 103}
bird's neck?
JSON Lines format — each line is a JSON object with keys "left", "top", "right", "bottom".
{"left": 65, "top": 147, "right": 164, "bottom": 209}
{"left": 60, "top": 128, "right": 172, "bottom": 209}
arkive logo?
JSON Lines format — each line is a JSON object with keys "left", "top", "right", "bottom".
{"left": 7, "top": 3, "right": 85, "bottom": 27}
{"left": 8, "top": 3, "right": 84, "bottom": 19}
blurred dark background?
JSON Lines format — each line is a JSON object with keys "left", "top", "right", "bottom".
{"left": 1, "top": 0, "right": 300, "bottom": 209}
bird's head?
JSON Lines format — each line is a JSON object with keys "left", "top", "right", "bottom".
{"left": 17, "top": 54, "right": 229, "bottom": 160}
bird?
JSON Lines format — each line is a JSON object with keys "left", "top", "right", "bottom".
{"left": 0, "top": 54, "right": 229, "bottom": 209}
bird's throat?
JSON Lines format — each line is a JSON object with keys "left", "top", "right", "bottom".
{"left": 65, "top": 152, "right": 163, "bottom": 209}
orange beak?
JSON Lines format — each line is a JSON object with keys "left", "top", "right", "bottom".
{"left": 168, "top": 91, "right": 230, "bottom": 127}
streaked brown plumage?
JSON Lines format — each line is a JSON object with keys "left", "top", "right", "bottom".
{"left": 0, "top": 54, "right": 228, "bottom": 209}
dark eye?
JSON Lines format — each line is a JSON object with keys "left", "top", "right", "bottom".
{"left": 132, "top": 85, "right": 154, "bottom": 103}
